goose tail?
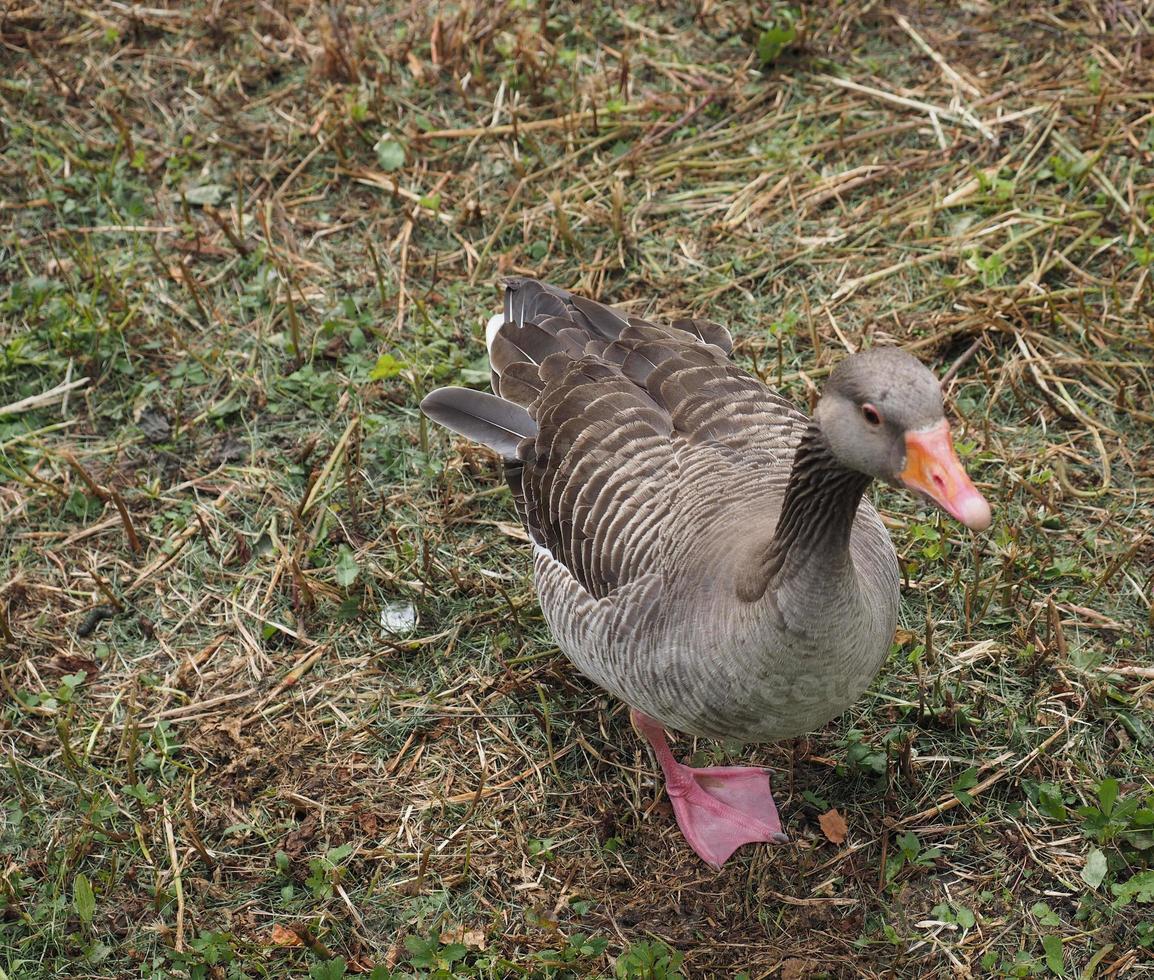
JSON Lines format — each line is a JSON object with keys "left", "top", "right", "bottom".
{"left": 420, "top": 387, "right": 535, "bottom": 459}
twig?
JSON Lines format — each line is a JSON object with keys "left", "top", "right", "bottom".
{"left": 202, "top": 205, "right": 251, "bottom": 256}
{"left": 60, "top": 452, "right": 107, "bottom": 502}
{"left": 766, "top": 891, "right": 858, "bottom": 907}
{"left": 1097, "top": 665, "right": 1154, "bottom": 680}
{"left": 300, "top": 416, "right": 359, "bottom": 517}
{"left": 625, "top": 93, "right": 717, "bottom": 160}
{"left": 162, "top": 804, "right": 185, "bottom": 951}
{"left": 273, "top": 643, "right": 328, "bottom": 691}
{"left": 940, "top": 336, "right": 985, "bottom": 385}
{"left": 392, "top": 218, "right": 413, "bottom": 336}
{"left": 108, "top": 487, "right": 145, "bottom": 557}
{"left": 831, "top": 247, "right": 959, "bottom": 303}
{"left": 892, "top": 13, "right": 982, "bottom": 97}
{"left": 0, "top": 377, "right": 90, "bottom": 417}
{"left": 470, "top": 178, "right": 525, "bottom": 285}
{"left": 416, "top": 741, "right": 578, "bottom": 810}
{"left": 411, "top": 104, "right": 650, "bottom": 140}
{"left": 894, "top": 715, "right": 1078, "bottom": 828}
{"left": 818, "top": 74, "right": 996, "bottom": 142}
{"left": 1049, "top": 129, "right": 1151, "bottom": 235}
{"left": 0, "top": 602, "right": 16, "bottom": 645}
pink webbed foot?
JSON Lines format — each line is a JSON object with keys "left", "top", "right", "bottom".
{"left": 631, "top": 709, "right": 788, "bottom": 868}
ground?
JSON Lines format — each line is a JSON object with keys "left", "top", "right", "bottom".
{"left": 2, "top": 1, "right": 1154, "bottom": 977}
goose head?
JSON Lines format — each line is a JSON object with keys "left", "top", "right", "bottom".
{"left": 815, "top": 348, "right": 991, "bottom": 531}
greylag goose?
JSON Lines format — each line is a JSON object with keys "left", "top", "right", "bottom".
{"left": 422, "top": 278, "right": 991, "bottom": 868}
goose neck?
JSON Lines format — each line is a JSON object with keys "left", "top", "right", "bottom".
{"left": 763, "top": 421, "right": 872, "bottom": 583}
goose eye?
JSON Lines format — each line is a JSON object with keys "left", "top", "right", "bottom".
{"left": 861, "top": 403, "right": 882, "bottom": 426}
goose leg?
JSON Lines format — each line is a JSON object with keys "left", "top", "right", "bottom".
{"left": 631, "top": 709, "right": 788, "bottom": 868}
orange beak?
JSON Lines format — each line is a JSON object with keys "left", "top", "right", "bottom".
{"left": 899, "top": 420, "right": 991, "bottom": 531}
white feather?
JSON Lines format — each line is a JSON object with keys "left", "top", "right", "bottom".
{"left": 485, "top": 312, "right": 504, "bottom": 361}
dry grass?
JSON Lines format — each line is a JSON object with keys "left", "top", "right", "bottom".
{"left": 2, "top": 1, "right": 1154, "bottom": 977}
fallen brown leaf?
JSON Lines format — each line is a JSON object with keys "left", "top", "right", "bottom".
{"left": 818, "top": 808, "right": 848, "bottom": 844}
{"left": 781, "top": 957, "right": 819, "bottom": 980}
{"left": 268, "top": 924, "right": 303, "bottom": 947}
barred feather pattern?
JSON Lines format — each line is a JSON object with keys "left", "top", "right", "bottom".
{"left": 448, "top": 278, "right": 899, "bottom": 742}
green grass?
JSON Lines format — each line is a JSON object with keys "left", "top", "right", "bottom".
{"left": 2, "top": 1, "right": 1154, "bottom": 977}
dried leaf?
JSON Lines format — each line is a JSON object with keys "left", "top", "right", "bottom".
{"left": 781, "top": 958, "right": 818, "bottom": 980}
{"left": 818, "top": 808, "right": 848, "bottom": 844}
{"left": 268, "top": 924, "right": 303, "bottom": 947}
{"left": 440, "top": 925, "right": 488, "bottom": 950}
{"left": 497, "top": 521, "right": 530, "bottom": 542}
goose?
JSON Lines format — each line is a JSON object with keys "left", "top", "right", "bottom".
{"left": 421, "top": 278, "right": 991, "bottom": 868}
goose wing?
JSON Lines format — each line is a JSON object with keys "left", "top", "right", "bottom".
{"left": 490, "top": 279, "right": 809, "bottom": 600}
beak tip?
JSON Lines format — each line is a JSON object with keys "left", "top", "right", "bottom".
{"left": 958, "top": 494, "right": 992, "bottom": 532}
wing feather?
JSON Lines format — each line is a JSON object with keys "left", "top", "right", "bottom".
{"left": 424, "top": 278, "right": 807, "bottom": 602}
